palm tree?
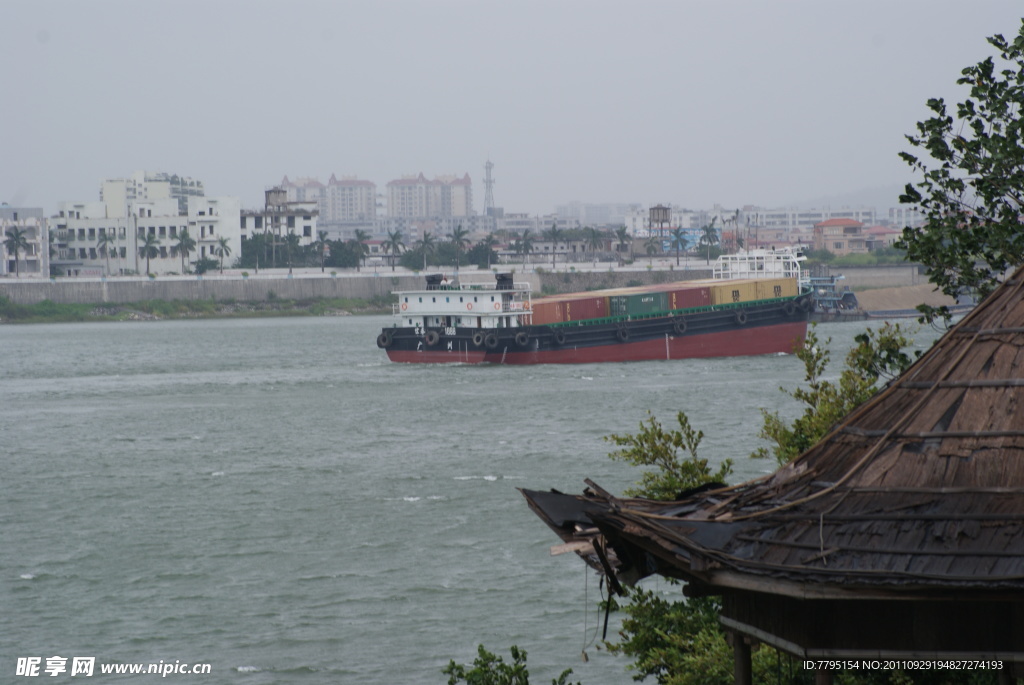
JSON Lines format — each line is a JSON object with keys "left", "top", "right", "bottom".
{"left": 3, "top": 227, "right": 30, "bottom": 277}
{"left": 175, "top": 228, "right": 196, "bottom": 273}
{"left": 669, "top": 228, "right": 689, "bottom": 266}
{"left": 516, "top": 229, "right": 535, "bottom": 264}
{"left": 215, "top": 236, "right": 232, "bottom": 274}
{"left": 416, "top": 231, "right": 436, "bottom": 271}
{"left": 583, "top": 226, "right": 603, "bottom": 266}
{"left": 700, "top": 218, "right": 720, "bottom": 265}
{"left": 479, "top": 232, "right": 499, "bottom": 268}
{"left": 139, "top": 233, "right": 161, "bottom": 275}
{"left": 543, "top": 222, "right": 561, "bottom": 269}
{"left": 383, "top": 229, "right": 405, "bottom": 272}
{"left": 352, "top": 229, "right": 371, "bottom": 271}
{"left": 614, "top": 226, "right": 631, "bottom": 265}
{"left": 644, "top": 235, "right": 660, "bottom": 267}
{"left": 284, "top": 231, "right": 301, "bottom": 274}
{"left": 316, "top": 230, "right": 329, "bottom": 273}
{"left": 450, "top": 224, "right": 470, "bottom": 269}
{"left": 96, "top": 230, "right": 116, "bottom": 276}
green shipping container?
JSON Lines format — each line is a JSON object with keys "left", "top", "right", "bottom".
{"left": 609, "top": 291, "right": 669, "bottom": 317}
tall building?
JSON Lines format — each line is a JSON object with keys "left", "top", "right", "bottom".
{"left": 1, "top": 205, "right": 48, "bottom": 277}
{"left": 101, "top": 171, "right": 204, "bottom": 216}
{"left": 386, "top": 173, "right": 473, "bottom": 220}
{"left": 279, "top": 175, "right": 375, "bottom": 239}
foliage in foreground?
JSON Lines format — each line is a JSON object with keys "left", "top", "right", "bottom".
{"left": 605, "top": 323, "right": 928, "bottom": 685}
{"left": 897, "top": 19, "right": 1024, "bottom": 320}
{"left": 754, "top": 323, "right": 919, "bottom": 465}
{"left": 443, "top": 645, "right": 579, "bottom": 685}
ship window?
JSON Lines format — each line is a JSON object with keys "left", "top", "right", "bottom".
{"left": 459, "top": 296, "right": 463, "bottom": 302}
{"left": 418, "top": 297, "right": 422, "bottom": 302}
{"left": 404, "top": 297, "right": 408, "bottom": 302}
{"left": 446, "top": 297, "right": 450, "bottom": 303}
{"left": 432, "top": 297, "right": 436, "bottom": 302}
{"left": 474, "top": 296, "right": 478, "bottom": 302}
{"left": 490, "top": 296, "right": 495, "bottom": 301}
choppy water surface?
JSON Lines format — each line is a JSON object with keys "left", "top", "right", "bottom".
{"left": 2, "top": 315, "right": 940, "bottom": 683}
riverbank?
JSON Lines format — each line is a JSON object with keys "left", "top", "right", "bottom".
{"left": 0, "top": 295, "right": 393, "bottom": 324}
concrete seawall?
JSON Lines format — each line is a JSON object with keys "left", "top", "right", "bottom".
{"left": 0, "top": 263, "right": 925, "bottom": 306}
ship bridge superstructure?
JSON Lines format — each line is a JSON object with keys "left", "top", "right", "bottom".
{"left": 391, "top": 272, "right": 533, "bottom": 331}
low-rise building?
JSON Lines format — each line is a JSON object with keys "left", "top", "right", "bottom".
{"left": 813, "top": 218, "right": 868, "bottom": 255}
{"left": 1, "top": 205, "right": 48, "bottom": 277}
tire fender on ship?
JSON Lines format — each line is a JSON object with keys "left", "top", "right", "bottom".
{"left": 484, "top": 332, "right": 499, "bottom": 349}
{"left": 784, "top": 301, "right": 797, "bottom": 317}
{"left": 515, "top": 331, "right": 530, "bottom": 347}
{"left": 471, "top": 331, "right": 486, "bottom": 347}
{"left": 553, "top": 329, "right": 567, "bottom": 346}
{"left": 735, "top": 310, "right": 748, "bottom": 325}
{"left": 616, "top": 327, "right": 630, "bottom": 342}
{"left": 425, "top": 330, "right": 440, "bottom": 346}
{"left": 672, "top": 317, "right": 687, "bottom": 335}
{"left": 377, "top": 330, "right": 393, "bottom": 348}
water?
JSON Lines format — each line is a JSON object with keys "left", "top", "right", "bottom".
{"left": 1, "top": 316, "right": 939, "bottom": 683}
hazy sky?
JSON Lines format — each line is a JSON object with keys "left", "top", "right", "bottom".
{"left": 4, "top": 1, "right": 1023, "bottom": 216}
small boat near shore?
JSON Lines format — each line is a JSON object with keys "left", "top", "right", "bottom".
{"left": 376, "top": 249, "right": 811, "bottom": 364}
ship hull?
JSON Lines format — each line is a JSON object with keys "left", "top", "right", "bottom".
{"left": 380, "top": 299, "right": 809, "bottom": 364}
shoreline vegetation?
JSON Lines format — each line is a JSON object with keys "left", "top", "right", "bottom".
{"left": 0, "top": 294, "right": 395, "bottom": 324}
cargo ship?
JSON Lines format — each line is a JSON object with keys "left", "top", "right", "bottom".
{"left": 376, "top": 249, "right": 811, "bottom": 364}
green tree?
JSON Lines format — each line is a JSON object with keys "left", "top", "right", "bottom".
{"left": 754, "top": 323, "right": 918, "bottom": 465}
{"left": 214, "top": 236, "right": 232, "bottom": 274}
{"left": 3, "top": 227, "right": 30, "bottom": 277}
{"left": 450, "top": 224, "right": 471, "bottom": 269}
{"left": 515, "top": 229, "right": 535, "bottom": 264}
{"left": 615, "top": 226, "right": 631, "bottom": 265}
{"left": 605, "top": 411, "right": 732, "bottom": 500}
{"left": 416, "top": 231, "right": 436, "bottom": 271}
{"left": 283, "top": 231, "right": 301, "bottom": 274}
{"left": 479, "top": 232, "right": 499, "bottom": 268}
{"left": 897, "top": 20, "right": 1024, "bottom": 320}
{"left": 315, "top": 230, "right": 329, "bottom": 273}
{"left": 699, "top": 218, "right": 719, "bottom": 265}
{"left": 668, "top": 228, "right": 688, "bottom": 266}
{"left": 96, "top": 230, "right": 117, "bottom": 276}
{"left": 645, "top": 235, "right": 661, "bottom": 266}
{"left": 443, "top": 645, "right": 578, "bottom": 685}
{"left": 175, "top": 228, "right": 196, "bottom": 273}
{"left": 583, "top": 226, "right": 603, "bottom": 266}
{"left": 543, "top": 222, "right": 561, "bottom": 269}
{"left": 139, "top": 233, "right": 161, "bottom": 275}
{"left": 352, "top": 229, "right": 371, "bottom": 271}
{"left": 383, "top": 229, "right": 405, "bottom": 272}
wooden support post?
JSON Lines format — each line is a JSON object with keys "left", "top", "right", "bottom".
{"left": 730, "top": 632, "right": 751, "bottom": 685}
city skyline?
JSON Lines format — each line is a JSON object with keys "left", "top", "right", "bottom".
{"left": 4, "top": 1, "right": 1023, "bottom": 217}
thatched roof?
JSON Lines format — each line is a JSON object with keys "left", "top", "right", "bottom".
{"left": 523, "top": 267, "right": 1024, "bottom": 599}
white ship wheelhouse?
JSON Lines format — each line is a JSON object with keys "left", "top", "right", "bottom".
{"left": 392, "top": 273, "right": 533, "bottom": 330}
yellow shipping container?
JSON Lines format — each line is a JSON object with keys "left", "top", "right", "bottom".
{"left": 754, "top": 277, "right": 799, "bottom": 301}
{"left": 709, "top": 279, "right": 759, "bottom": 305}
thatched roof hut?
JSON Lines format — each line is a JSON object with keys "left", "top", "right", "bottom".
{"left": 522, "top": 268, "right": 1024, "bottom": 684}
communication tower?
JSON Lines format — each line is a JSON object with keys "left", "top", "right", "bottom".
{"left": 483, "top": 160, "right": 495, "bottom": 216}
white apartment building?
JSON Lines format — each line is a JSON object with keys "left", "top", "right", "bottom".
{"left": 279, "top": 175, "right": 375, "bottom": 239}
{"left": 101, "top": 171, "right": 204, "bottom": 216}
{"left": 1, "top": 206, "right": 48, "bottom": 277}
{"left": 386, "top": 173, "right": 474, "bottom": 219}
{"left": 240, "top": 187, "right": 319, "bottom": 248}
{"left": 52, "top": 194, "right": 241, "bottom": 277}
